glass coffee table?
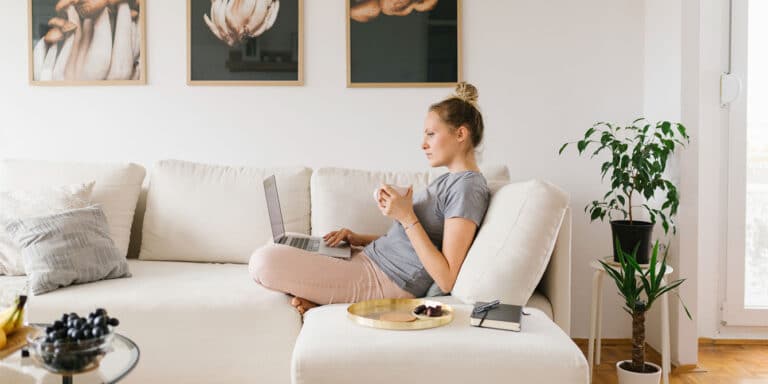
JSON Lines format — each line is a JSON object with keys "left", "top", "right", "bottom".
{"left": 0, "top": 325, "right": 140, "bottom": 384}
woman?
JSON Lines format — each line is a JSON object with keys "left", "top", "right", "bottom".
{"left": 249, "top": 82, "right": 491, "bottom": 315}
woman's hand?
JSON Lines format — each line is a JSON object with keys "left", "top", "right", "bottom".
{"left": 323, "top": 228, "right": 364, "bottom": 247}
{"left": 377, "top": 184, "right": 416, "bottom": 225}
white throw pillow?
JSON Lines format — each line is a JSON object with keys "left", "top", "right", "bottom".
{"left": 0, "top": 182, "right": 95, "bottom": 275}
{"left": 0, "top": 159, "right": 146, "bottom": 260}
{"left": 139, "top": 160, "right": 312, "bottom": 264}
{"left": 451, "top": 180, "right": 569, "bottom": 306}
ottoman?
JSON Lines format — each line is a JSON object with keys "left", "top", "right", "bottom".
{"left": 291, "top": 297, "right": 588, "bottom": 384}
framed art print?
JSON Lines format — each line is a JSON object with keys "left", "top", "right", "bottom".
{"left": 188, "top": 0, "right": 303, "bottom": 85}
{"left": 347, "top": 0, "right": 462, "bottom": 87}
{"left": 28, "top": 0, "right": 146, "bottom": 85}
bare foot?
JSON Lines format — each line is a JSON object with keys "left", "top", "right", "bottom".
{"left": 291, "top": 296, "right": 318, "bottom": 315}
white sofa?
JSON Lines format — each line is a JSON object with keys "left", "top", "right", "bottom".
{"left": 0, "top": 159, "right": 587, "bottom": 384}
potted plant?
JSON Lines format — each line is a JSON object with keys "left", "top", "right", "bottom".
{"left": 601, "top": 240, "right": 691, "bottom": 384}
{"left": 559, "top": 119, "right": 690, "bottom": 263}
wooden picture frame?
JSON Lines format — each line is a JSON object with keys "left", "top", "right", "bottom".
{"left": 28, "top": 0, "right": 147, "bottom": 86}
{"left": 188, "top": 0, "right": 304, "bottom": 86}
{"left": 346, "top": 0, "right": 462, "bottom": 88}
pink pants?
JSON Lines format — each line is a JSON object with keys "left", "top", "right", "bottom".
{"left": 249, "top": 244, "right": 415, "bottom": 304}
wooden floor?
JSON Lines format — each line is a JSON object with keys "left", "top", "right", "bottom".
{"left": 574, "top": 340, "right": 768, "bottom": 383}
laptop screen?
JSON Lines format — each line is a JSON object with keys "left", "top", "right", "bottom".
{"left": 263, "top": 175, "right": 286, "bottom": 241}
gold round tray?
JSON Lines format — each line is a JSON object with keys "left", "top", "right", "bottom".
{"left": 347, "top": 298, "right": 454, "bottom": 330}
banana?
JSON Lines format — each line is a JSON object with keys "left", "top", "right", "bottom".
{"left": 0, "top": 295, "right": 27, "bottom": 335}
{"left": 13, "top": 307, "right": 24, "bottom": 330}
{"left": 0, "top": 305, "right": 17, "bottom": 329}
{"left": 2, "top": 311, "right": 18, "bottom": 334}
{"left": 0, "top": 328, "right": 6, "bottom": 349}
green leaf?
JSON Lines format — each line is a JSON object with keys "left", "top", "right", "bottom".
{"left": 601, "top": 162, "right": 612, "bottom": 178}
{"left": 661, "top": 121, "right": 672, "bottom": 136}
{"left": 621, "top": 155, "right": 630, "bottom": 168}
{"left": 558, "top": 143, "right": 569, "bottom": 155}
{"left": 577, "top": 140, "right": 587, "bottom": 154}
{"left": 584, "top": 127, "right": 596, "bottom": 139}
{"left": 674, "top": 291, "right": 693, "bottom": 320}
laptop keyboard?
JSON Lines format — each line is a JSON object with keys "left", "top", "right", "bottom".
{"left": 288, "top": 237, "right": 320, "bottom": 252}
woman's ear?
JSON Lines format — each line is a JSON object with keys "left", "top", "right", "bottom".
{"left": 455, "top": 125, "right": 470, "bottom": 143}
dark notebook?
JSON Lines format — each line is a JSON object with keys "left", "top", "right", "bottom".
{"left": 470, "top": 302, "right": 523, "bottom": 331}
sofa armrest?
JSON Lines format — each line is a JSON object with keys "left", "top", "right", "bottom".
{"left": 539, "top": 207, "right": 572, "bottom": 336}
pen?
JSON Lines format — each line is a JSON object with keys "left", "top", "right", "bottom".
{"left": 473, "top": 299, "right": 500, "bottom": 314}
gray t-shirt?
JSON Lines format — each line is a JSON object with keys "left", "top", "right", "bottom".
{"left": 363, "top": 171, "right": 491, "bottom": 297}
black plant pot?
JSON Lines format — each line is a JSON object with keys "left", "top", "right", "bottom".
{"left": 610, "top": 220, "right": 654, "bottom": 264}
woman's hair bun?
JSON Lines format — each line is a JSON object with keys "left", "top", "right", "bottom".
{"left": 454, "top": 82, "right": 479, "bottom": 104}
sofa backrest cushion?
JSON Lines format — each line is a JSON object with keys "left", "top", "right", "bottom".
{"left": 0, "top": 159, "right": 146, "bottom": 259}
{"left": 139, "top": 160, "right": 311, "bottom": 264}
{"left": 451, "top": 180, "right": 569, "bottom": 306}
{"left": 310, "top": 165, "right": 510, "bottom": 237}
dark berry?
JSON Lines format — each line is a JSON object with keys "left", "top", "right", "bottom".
{"left": 107, "top": 317, "right": 119, "bottom": 327}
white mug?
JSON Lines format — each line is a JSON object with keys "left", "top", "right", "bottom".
{"left": 374, "top": 185, "right": 410, "bottom": 201}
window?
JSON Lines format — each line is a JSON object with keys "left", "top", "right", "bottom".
{"left": 724, "top": 0, "right": 768, "bottom": 325}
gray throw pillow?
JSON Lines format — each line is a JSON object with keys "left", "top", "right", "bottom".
{"left": 5, "top": 205, "right": 130, "bottom": 295}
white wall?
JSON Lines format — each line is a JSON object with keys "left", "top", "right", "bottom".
{"left": 0, "top": 1, "right": 646, "bottom": 339}
{"left": 643, "top": 0, "right": 682, "bottom": 361}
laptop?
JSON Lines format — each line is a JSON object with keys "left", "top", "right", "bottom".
{"left": 263, "top": 175, "right": 352, "bottom": 259}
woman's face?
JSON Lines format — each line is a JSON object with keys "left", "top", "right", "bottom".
{"left": 422, "top": 111, "right": 464, "bottom": 167}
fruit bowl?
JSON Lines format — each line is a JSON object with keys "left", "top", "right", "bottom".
{"left": 27, "top": 330, "right": 114, "bottom": 374}
{"left": 25, "top": 308, "right": 121, "bottom": 374}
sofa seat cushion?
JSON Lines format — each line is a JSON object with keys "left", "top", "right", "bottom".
{"left": 25, "top": 259, "right": 302, "bottom": 384}
{"left": 292, "top": 298, "right": 588, "bottom": 384}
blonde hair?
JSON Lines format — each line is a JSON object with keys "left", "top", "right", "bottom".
{"left": 429, "top": 82, "right": 484, "bottom": 155}
{"left": 454, "top": 82, "right": 479, "bottom": 106}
